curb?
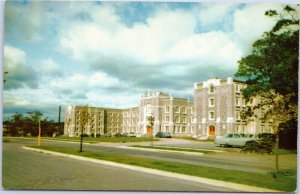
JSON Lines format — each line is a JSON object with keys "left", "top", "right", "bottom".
{"left": 117, "top": 146, "right": 204, "bottom": 156}
{"left": 22, "top": 146, "right": 280, "bottom": 192}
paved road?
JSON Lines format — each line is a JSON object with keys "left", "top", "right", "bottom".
{"left": 5, "top": 137, "right": 297, "bottom": 174}
{"left": 2, "top": 139, "right": 236, "bottom": 191}
{"left": 15, "top": 138, "right": 295, "bottom": 175}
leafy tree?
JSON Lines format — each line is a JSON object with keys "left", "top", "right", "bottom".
{"left": 26, "top": 111, "right": 43, "bottom": 136}
{"left": 78, "top": 106, "right": 91, "bottom": 152}
{"left": 235, "top": 5, "right": 299, "bottom": 177}
{"left": 11, "top": 113, "right": 24, "bottom": 136}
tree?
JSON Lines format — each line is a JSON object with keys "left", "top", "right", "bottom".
{"left": 235, "top": 5, "right": 298, "bottom": 177}
{"left": 78, "top": 106, "right": 91, "bottom": 152}
{"left": 11, "top": 113, "right": 24, "bottom": 136}
{"left": 27, "top": 111, "right": 43, "bottom": 136}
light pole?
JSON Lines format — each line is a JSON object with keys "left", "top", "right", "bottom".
{"left": 148, "top": 113, "right": 154, "bottom": 147}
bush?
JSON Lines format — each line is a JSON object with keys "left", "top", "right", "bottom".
{"left": 155, "top": 131, "right": 163, "bottom": 138}
{"left": 114, "top": 133, "right": 123, "bottom": 138}
{"left": 81, "top": 133, "right": 89, "bottom": 137}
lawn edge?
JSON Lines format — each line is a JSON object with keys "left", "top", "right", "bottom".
{"left": 22, "top": 146, "right": 281, "bottom": 192}
{"left": 118, "top": 145, "right": 205, "bottom": 155}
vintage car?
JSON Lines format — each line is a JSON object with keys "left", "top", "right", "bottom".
{"left": 214, "top": 133, "right": 257, "bottom": 147}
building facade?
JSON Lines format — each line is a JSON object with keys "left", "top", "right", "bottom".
{"left": 64, "top": 77, "right": 273, "bottom": 138}
{"left": 192, "top": 77, "right": 273, "bottom": 138}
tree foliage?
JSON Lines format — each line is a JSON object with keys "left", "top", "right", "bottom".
{"left": 3, "top": 111, "right": 63, "bottom": 137}
{"left": 235, "top": 5, "right": 299, "bottom": 132}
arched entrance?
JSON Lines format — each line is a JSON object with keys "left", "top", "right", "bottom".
{"left": 147, "top": 126, "right": 152, "bottom": 135}
{"left": 208, "top": 125, "right": 215, "bottom": 136}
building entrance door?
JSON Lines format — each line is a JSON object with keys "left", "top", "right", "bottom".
{"left": 209, "top": 125, "right": 215, "bottom": 136}
{"left": 147, "top": 126, "right": 152, "bottom": 135}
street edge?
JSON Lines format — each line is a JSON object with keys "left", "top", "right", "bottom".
{"left": 22, "top": 146, "right": 281, "bottom": 192}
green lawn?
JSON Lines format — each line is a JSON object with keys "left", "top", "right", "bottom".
{"left": 174, "top": 136, "right": 215, "bottom": 142}
{"left": 41, "top": 136, "right": 158, "bottom": 143}
{"left": 131, "top": 145, "right": 214, "bottom": 154}
{"left": 29, "top": 145, "right": 296, "bottom": 192}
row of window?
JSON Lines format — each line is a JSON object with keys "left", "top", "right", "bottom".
{"left": 164, "top": 116, "right": 187, "bottom": 123}
{"left": 123, "top": 112, "right": 138, "bottom": 118}
{"left": 208, "top": 97, "right": 246, "bottom": 107}
{"left": 208, "top": 84, "right": 245, "bottom": 94}
{"left": 123, "top": 119, "right": 138, "bottom": 125}
{"left": 166, "top": 106, "right": 190, "bottom": 113}
{"left": 163, "top": 126, "right": 187, "bottom": 133}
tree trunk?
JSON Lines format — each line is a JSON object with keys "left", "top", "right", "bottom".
{"left": 275, "top": 130, "right": 279, "bottom": 178}
{"left": 80, "top": 126, "right": 83, "bottom": 152}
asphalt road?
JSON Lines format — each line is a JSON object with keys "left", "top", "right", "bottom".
{"left": 15, "top": 138, "right": 291, "bottom": 174}
{"left": 2, "top": 138, "right": 236, "bottom": 191}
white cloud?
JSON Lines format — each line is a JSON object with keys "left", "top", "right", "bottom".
{"left": 4, "top": 45, "right": 38, "bottom": 89}
{"left": 197, "top": 3, "right": 239, "bottom": 26}
{"left": 48, "top": 72, "right": 120, "bottom": 91}
{"left": 232, "top": 4, "right": 279, "bottom": 54}
{"left": 39, "top": 58, "right": 61, "bottom": 76}
{"left": 5, "top": 1, "right": 43, "bottom": 42}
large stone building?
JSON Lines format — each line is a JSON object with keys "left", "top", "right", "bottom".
{"left": 192, "top": 77, "right": 273, "bottom": 138}
{"left": 64, "top": 77, "right": 273, "bottom": 138}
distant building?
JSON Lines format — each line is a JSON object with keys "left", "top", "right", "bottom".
{"left": 138, "top": 91, "right": 193, "bottom": 136}
{"left": 64, "top": 77, "right": 273, "bottom": 137}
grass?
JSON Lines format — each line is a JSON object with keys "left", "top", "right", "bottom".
{"left": 131, "top": 145, "right": 214, "bottom": 154}
{"left": 41, "top": 136, "right": 158, "bottom": 143}
{"left": 29, "top": 145, "right": 296, "bottom": 192}
{"left": 174, "top": 136, "right": 215, "bottom": 142}
{"left": 271, "top": 149, "right": 297, "bottom": 155}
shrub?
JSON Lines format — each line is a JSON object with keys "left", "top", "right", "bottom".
{"left": 114, "top": 133, "right": 123, "bottom": 138}
{"left": 155, "top": 131, "right": 163, "bottom": 138}
{"left": 81, "top": 133, "right": 89, "bottom": 137}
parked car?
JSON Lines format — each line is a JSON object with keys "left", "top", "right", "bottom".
{"left": 214, "top": 133, "right": 256, "bottom": 147}
{"left": 127, "top": 132, "right": 136, "bottom": 137}
{"left": 162, "top": 132, "right": 172, "bottom": 138}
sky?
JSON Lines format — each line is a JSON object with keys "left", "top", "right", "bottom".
{"left": 3, "top": 1, "right": 294, "bottom": 121}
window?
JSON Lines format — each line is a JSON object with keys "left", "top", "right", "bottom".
{"left": 146, "top": 104, "right": 152, "bottom": 114}
{"left": 209, "top": 111, "right": 215, "bottom": 120}
{"left": 181, "top": 107, "right": 187, "bottom": 113}
{"left": 182, "top": 126, "right": 186, "bottom": 133}
{"left": 191, "top": 107, "right": 194, "bottom": 113}
{"left": 165, "top": 116, "right": 170, "bottom": 122}
{"left": 181, "top": 117, "right": 187, "bottom": 123}
{"left": 175, "top": 116, "right": 179, "bottom": 123}
{"left": 209, "top": 85, "right": 214, "bottom": 93}
{"left": 236, "top": 111, "right": 241, "bottom": 120}
{"left": 242, "top": 98, "right": 246, "bottom": 106}
{"left": 235, "top": 84, "right": 240, "bottom": 93}
{"left": 165, "top": 126, "right": 169, "bottom": 132}
{"left": 209, "top": 98, "right": 215, "bottom": 107}
{"left": 175, "top": 106, "right": 180, "bottom": 113}
{"left": 165, "top": 106, "right": 170, "bottom": 113}
{"left": 235, "top": 97, "right": 240, "bottom": 106}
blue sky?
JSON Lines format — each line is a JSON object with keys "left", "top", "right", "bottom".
{"left": 3, "top": 1, "right": 294, "bottom": 121}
